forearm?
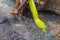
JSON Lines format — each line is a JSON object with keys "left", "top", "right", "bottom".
{"left": 17, "top": 0, "right": 27, "bottom": 10}
{"left": 15, "top": 0, "right": 20, "bottom": 8}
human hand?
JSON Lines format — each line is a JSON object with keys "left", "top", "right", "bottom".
{"left": 11, "top": 8, "right": 18, "bottom": 15}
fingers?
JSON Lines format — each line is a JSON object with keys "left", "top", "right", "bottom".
{"left": 11, "top": 8, "right": 18, "bottom": 15}
{"left": 11, "top": 8, "right": 15, "bottom": 13}
{"left": 11, "top": 10, "right": 14, "bottom": 14}
{"left": 11, "top": 10, "right": 18, "bottom": 15}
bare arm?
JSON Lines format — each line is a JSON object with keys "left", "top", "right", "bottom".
{"left": 15, "top": 0, "right": 20, "bottom": 8}
{"left": 17, "top": 0, "right": 27, "bottom": 10}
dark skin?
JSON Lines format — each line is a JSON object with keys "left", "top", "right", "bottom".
{"left": 11, "top": 0, "right": 27, "bottom": 16}
{"left": 11, "top": 0, "right": 46, "bottom": 15}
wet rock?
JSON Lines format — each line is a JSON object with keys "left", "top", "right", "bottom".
{"left": 0, "top": 17, "right": 8, "bottom": 24}
{"left": 0, "top": 0, "right": 60, "bottom": 40}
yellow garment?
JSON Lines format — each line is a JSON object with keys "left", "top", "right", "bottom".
{"left": 28, "top": 0, "right": 47, "bottom": 32}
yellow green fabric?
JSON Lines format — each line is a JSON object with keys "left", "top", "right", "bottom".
{"left": 28, "top": 0, "right": 47, "bottom": 32}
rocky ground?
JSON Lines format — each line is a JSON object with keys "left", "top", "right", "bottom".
{"left": 0, "top": 0, "right": 60, "bottom": 40}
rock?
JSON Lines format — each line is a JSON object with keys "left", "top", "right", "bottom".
{"left": 0, "top": 17, "right": 8, "bottom": 24}
{"left": 43, "top": 0, "right": 60, "bottom": 15}
{"left": 0, "top": 0, "right": 60, "bottom": 40}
